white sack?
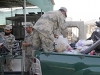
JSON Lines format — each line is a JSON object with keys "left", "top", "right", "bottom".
{"left": 55, "top": 35, "right": 70, "bottom": 52}
{"left": 83, "top": 40, "right": 93, "bottom": 46}
{"left": 63, "top": 50, "right": 78, "bottom": 54}
{"left": 75, "top": 40, "right": 85, "bottom": 47}
{"left": 76, "top": 40, "right": 93, "bottom": 47}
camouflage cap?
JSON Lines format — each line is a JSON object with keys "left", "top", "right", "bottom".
{"left": 4, "top": 25, "right": 12, "bottom": 30}
{"left": 59, "top": 7, "right": 67, "bottom": 17}
{"left": 25, "top": 23, "right": 33, "bottom": 28}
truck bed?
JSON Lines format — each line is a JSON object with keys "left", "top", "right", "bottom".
{"left": 35, "top": 51, "right": 100, "bottom": 75}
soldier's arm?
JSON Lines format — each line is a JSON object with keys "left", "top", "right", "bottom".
{"left": 22, "top": 42, "right": 30, "bottom": 47}
{"left": 12, "top": 36, "right": 15, "bottom": 43}
{"left": 11, "top": 36, "right": 16, "bottom": 47}
{"left": 60, "top": 22, "right": 68, "bottom": 37}
{"left": 22, "top": 36, "right": 32, "bottom": 47}
{"left": 57, "top": 16, "right": 68, "bottom": 38}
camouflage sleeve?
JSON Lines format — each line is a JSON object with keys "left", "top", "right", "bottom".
{"left": 29, "top": 38, "right": 33, "bottom": 47}
{"left": 60, "top": 22, "right": 68, "bottom": 37}
{"left": 31, "top": 30, "right": 41, "bottom": 50}
{"left": 11, "top": 35, "right": 15, "bottom": 47}
{"left": 57, "top": 14, "right": 68, "bottom": 38}
{"left": 12, "top": 35, "right": 15, "bottom": 43}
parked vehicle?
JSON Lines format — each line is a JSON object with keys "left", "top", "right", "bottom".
{"left": 31, "top": 21, "right": 100, "bottom": 75}
{"left": 32, "top": 51, "right": 100, "bottom": 75}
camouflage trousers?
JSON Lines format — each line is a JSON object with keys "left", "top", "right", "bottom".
{"left": 25, "top": 55, "right": 32, "bottom": 72}
{"left": 33, "top": 30, "right": 54, "bottom": 52}
{"left": 0, "top": 56, "right": 13, "bottom": 71}
{"left": 6, "top": 59, "right": 12, "bottom": 71}
{"left": 24, "top": 30, "right": 54, "bottom": 71}
{"left": 25, "top": 50, "right": 35, "bottom": 72}
{"left": 6, "top": 51, "right": 13, "bottom": 71}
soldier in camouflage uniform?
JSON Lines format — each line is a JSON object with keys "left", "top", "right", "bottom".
{"left": 0, "top": 25, "right": 15, "bottom": 71}
{"left": 22, "top": 23, "right": 41, "bottom": 72}
{"left": 33, "top": 7, "right": 68, "bottom": 52}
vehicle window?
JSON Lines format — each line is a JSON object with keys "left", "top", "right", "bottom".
{"left": 67, "top": 26, "right": 79, "bottom": 43}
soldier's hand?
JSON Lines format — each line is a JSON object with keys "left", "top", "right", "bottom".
{"left": 22, "top": 42, "right": 30, "bottom": 47}
{"left": 54, "top": 34, "right": 58, "bottom": 38}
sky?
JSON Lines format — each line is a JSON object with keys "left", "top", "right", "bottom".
{"left": 54, "top": 0, "right": 100, "bottom": 22}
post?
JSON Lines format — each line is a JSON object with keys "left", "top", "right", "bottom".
{"left": 11, "top": 8, "right": 13, "bottom": 17}
{"left": 41, "top": 9, "right": 42, "bottom": 16}
{"left": 24, "top": 0, "right": 26, "bottom": 26}
{"left": 22, "top": 0, "right": 26, "bottom": 74}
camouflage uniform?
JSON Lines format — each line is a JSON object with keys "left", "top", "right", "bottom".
{"left": 0, "top": 32, "right": 15, "bottom": 71}
{"left": 23, "top": 31, "right": 41, "bottom": 71}
{"left": 33, "top": 10, "right": 68, "bottom": 52}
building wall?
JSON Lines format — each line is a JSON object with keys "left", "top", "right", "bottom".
{"left": 0, "top": 8, "right": 42, "bottom": 25}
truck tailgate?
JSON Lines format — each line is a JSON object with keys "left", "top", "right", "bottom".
{"left": 35, "top": 52, "right": 100, "bottom": 75}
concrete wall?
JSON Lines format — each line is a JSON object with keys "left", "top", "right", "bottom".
{"left": 66, "top": 21, "right": 87, "bottom": 40}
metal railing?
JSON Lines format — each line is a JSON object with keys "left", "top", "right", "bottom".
{"left": 0, "top": 55, "right": 23, "bottom": 75}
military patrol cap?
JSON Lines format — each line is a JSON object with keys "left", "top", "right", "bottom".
{"left": 59, "top": 7, "right": 67, "bottom": 17}
{"left": 25, "top": 23, "right": 33, "bottom": 28}
{"left": 4, "top": 25, "right": 12, "bottom": 30}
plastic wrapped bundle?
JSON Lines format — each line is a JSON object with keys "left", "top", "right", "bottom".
{"left": 55, "top": 35, "right": 71, "bottom": 52}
